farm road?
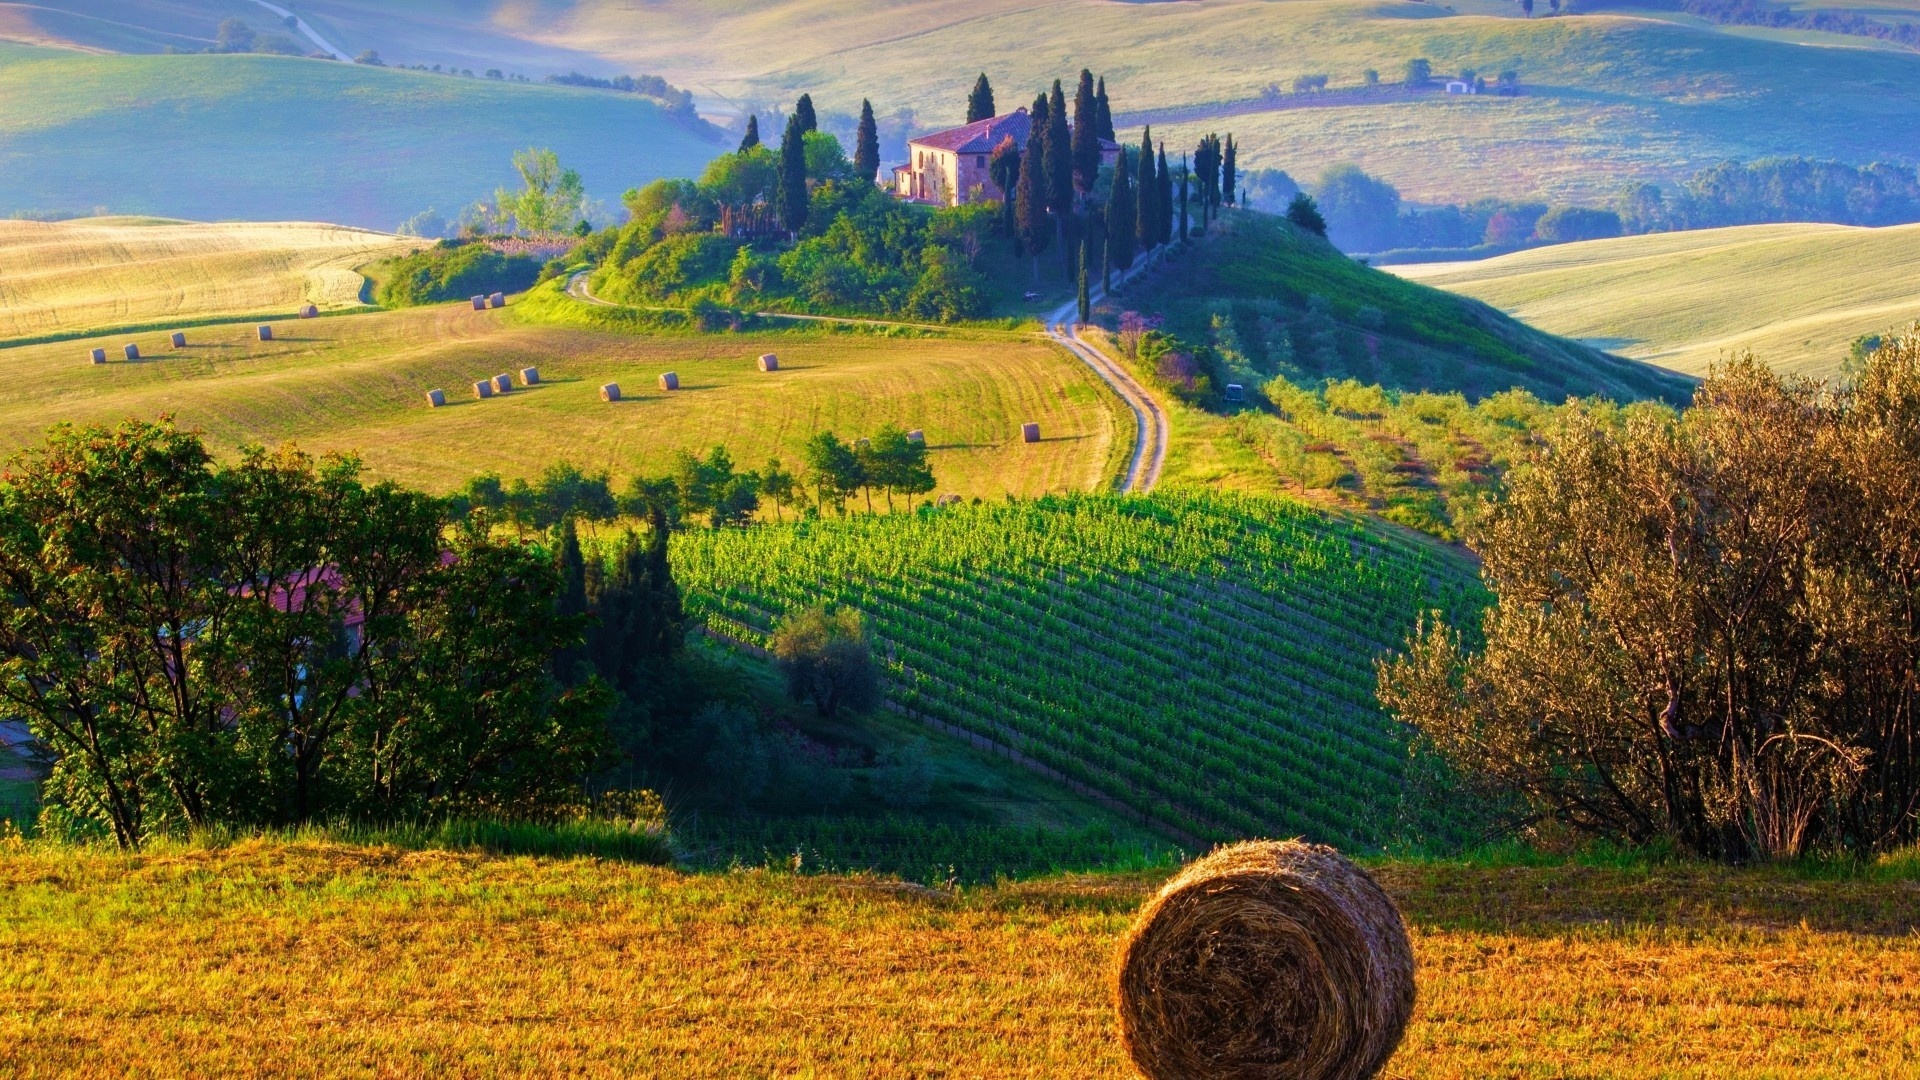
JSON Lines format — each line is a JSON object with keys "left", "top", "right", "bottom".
{"left": 246, "top": 0, "right": 347, "bottom": 59}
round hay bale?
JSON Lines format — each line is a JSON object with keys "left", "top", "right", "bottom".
{"left": 474, "top": 380, "right": 494, "bottom": 400}
{"left": 256, "top": 325, "right": 274, "bottom": 342}
{"left": 89, "top": 347, "right": 107, "bottom": 365}
{"left": 299, "top": 303, "right": 319, "bottom": 319}
{"left": 1021, "top": 422, "right": 1041, "bottom": 444}
{"left": 758, "top": 353, "right": 779, "bottom": 371}
{"left": 520, "top": 367, "right": 540, "bottom": 386}
{"left": 426, "top": 388, "right": 447, "bottom": 408}
{"left": 170, "top": 331, "right": 187, "bottom": 348}
{"left": 489, "top": 292, "right": 506, "bottom": 309}
{"left": 658, "top": 372, "right": 679, "bottom": 391}
{"left": 471, "top": 295, "right": 488, "bottom": 311}
{"left": 906, "top": 429, "right": 925, "bottom": 444}
{"left": 491, "top": 373, "right": 512, "bottom": 394}
{"left": 123, "top": 343, "right": 141, "bottom": 361}
{"left": 600, "top": 382, "right": 622, "bottom": 402}
{"left": 1114, "top": 840, "right": 1415, "bottom": 1080}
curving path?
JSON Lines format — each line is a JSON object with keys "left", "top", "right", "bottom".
{"left": 246, "top": 0, "right": 348, "bottom": 60}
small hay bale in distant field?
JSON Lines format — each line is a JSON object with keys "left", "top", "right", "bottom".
{"left": 658, "top": 372, "right": 679, "bottom": 391}
{"left": 474, "top": 380, "right": 494, "bottom": 400}
{"left": 520, "top": 367, "right": 540, "bottom": 386}
{"left": 492, "top": 374, "right": 512, "bottom": 394}
{"left": 601, "top": 383, "right": 622, "bottom": 402}
{"left": 256, "top": 325, "right": 274, "bottom": 341}
{"left": 1114, "top": 840, "right": 1415, "bottom": 1080}
{"left": 758, "top": 353, "right": 779, "bottom": 371}
{"left": 89, "top": 347, "right": 107, "bottom": 365}
{"left": 907, "top": 429, "right": 925, "bottom": 443}
{"left": 1021, "top": 422, "right": 1041, "bottom": 443}
{"left": 299, "top": 303, "right": 319, "bottom": 319}
{"left": 170, "top": 331, "right": 187, "bottom": 348}
{"left": 123, "top": 343, "right": 140, "bottom": 361}
{"left": 472, "top": 295, "right": 488, "bottom": 311}
{"left": 426, "top": 388, "right": 447, "bottom": 408}
{"left": 489, "top": 292, "right": 506, "bottom": 308}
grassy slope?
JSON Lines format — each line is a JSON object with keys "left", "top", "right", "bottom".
{"left": 1, "top": 840, "right": 1915, "bottom": 1077}
{"left": 0, "top": 282, "right": 1123, "bottom": 498}
{"left": 1390, "top": 222, "right": 1920, "bottom": 379}
{"left": 0, "top": 44, "right": 721, "bottom": 230}
{"left": 0, "top": 217, "right": 412, "bottom": 340}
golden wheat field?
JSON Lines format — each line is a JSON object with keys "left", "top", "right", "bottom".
{"left": 0, "top": 840, "right": 1913, "bottom": 1079}
{"left": 0, "top": 216, "right": 414, "bottom": 340}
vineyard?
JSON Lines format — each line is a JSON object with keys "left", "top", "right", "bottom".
{"left": 672, "top": 490, "right": 1486, "bottom": 849}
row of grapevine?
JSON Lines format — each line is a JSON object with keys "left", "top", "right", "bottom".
{"left": 671, "top": 490, "right": 1486, "bottom": 850}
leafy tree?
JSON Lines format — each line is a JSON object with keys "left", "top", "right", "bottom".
{"left": 737, "top": 114, "right": 760, "bottom": 152}
{"left": 776, "top": 113, "right": 809, "bottom": 233}
{"left": 1286, "top": 192, "right": 1328, "bottom": 236}
{"left": 857, "top": 425, "right": 935, "bottom": 511}
{"left": 803, "top": 432, "right": 864, "bottom": 514}
{"left": 854, "top": 99, "right": 881, "bottom": 184}
{"left": 495, "top": 148, "right": 589, "bottom": 234}
{"left": 989, "top": 136, "right": 1022, "bottom": 238}
{"left": 967, "top": 73, "right": 996, "bottom": 123}
{"left": 1405, "top": 58, "right": 1432, "bottom": 87}
{"left": 671, "top": 446, "right": 760, "bottom": 528}
{"left": 215, "top": 18, "right": 256, "bottom": 52}
{"left": 1315, "top": 163, "right": 1402, "bottom": 252}
{"left": 375, "top": 240, "right": 541, "bottom": 306}
{"left": 1533, "top": 205, "right": 1623, "bottom": 243}
{"left": 761, "top": 458, "right": 798, "bottom": 521}
{"left": 1094, "top": 76, "right": 1114, "bottom": 140}
{"left": 802, "top": 130, "right": 853, "bottom": 183}
{"left": 794, "top": 93, "right": 817, "bottom": 133}
{"left": 700, "top": 145, "right": 778, "bottom": 209}
{"left": 585, "top": 509, "right": 685, "bottom": 703}
{"left": 772, "top": 605, "right": 880, "bottom": 717}
{"left": 1072, "top": 69, "right": 1101, "bottom": 194}
{"left": 353, "top": 50, "right": 383, "bottom": 66}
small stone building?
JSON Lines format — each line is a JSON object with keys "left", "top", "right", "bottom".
{"left": 891, "top": 109, "right": 1120, "bottom": 207}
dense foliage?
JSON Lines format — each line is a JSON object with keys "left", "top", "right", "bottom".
{"left": 1381, "top": 335, "right": 1920, "bottom": 860}
{"left": 376, "top": 239, "right": 542, "bottom": 307}
{"left": 1618, "top": 157, "right": 1920, "bottom": 233}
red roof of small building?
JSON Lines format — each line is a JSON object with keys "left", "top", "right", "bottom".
{"left": 909, "top": 109, "right": 1032, "bottom": 155}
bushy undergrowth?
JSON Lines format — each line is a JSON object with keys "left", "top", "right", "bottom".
{"left": 376, "top": 238, "right": 542, "bottom": 307}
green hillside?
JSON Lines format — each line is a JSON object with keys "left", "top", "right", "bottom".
{"left": 0, "top": 44, "right": 721, "bottom": 229}
{"left": 1391, "top": 222, "right": 1920, "bottom": 380}
{"left": 674, "top": 489, "right": 1487, "bottom": 849}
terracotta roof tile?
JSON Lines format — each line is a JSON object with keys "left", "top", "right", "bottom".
{"left": 909, "top": 109, "right": 1032, "bottom": 155}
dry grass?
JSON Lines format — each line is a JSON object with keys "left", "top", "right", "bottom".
{"left": 0, "top": 298, "right": 1123, "bottom": 498}
{"left": 0, "top": 217, "right": 411, "bottom": 340}
{"left": 1391, "top": 223, "right": 1920, "bottom": 380}
{"left": 0, "top": 839, "right": 1914, "bottom": 1078}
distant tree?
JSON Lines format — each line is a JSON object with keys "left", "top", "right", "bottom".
{"left": 553, "top": 516, "right": 590, "bottom": 684}
{"left": 1135, "top": 128, "right": 1157, "bottom": 255}
{"left": 967, "top": 73, "right": 997, "bottom": 123}
{"left": 1072, "top": 69, "right": 1101, "bottom": 194}
{"left": 671, "top": 446, "right": 759, "bottom": 528}
{"left": 1192, "top": 134, "right": 1220, "bottom": 229}
{"left": 772, "top": 604, "right": 879, "bottom": 718}
{"left": 1046, "top": 81, "right": 1074, "bottom": 220}
{"left": 1094, "top": 75, "right": 1114, "bottom": 140}
{"left": 495, "top": 148, "right": 589, "bottom": 233}
{"left": 1223, "top": 135, "right": 1237, "bottom": 206}
{"left": 1286, "top": 192, "right": 1328, "bottom": 236}
{"left": 794, "top": 93, "right": 818, "bottom": 133}
{"left": 1614, "top": 181, "right": 1670, "bottom": 233}
{"left": 1521, "top": 0, "right": 1534, "bottom": 15}
{"left": 1156, "top": 144, "right": 1173, "bottom": 246}
{"left": 859, "top": 425, "right": 934, "bottom": 511}
{"left": 1549, "top": 0, "right": 1560, "bottom": 12}
{"left": 760, "top": 458, "right": 798, "bottom": 521}
{"left": 1314, "top": 163, "right": 1402, "bottom": 252}
{"left": 803, "top": 432, "right": 864, "bottom": 514}
{"left": 989, "top": 136, "right": 1023, "bottom": 240}
{"left": 1108, "top": 148, "right": 1136, "bottom": 273}
{"left": 215, "top": 18, "right": 257, "bottom": 52}
{"left": 738, "top": 114, "right": 761, "bottom": 152}
{"left": 1178, "top": 154, "right": 1191, "bottom": 242}
{"left": 1078, "top": 240, "right": 1091, "bottom": 321}
{"left": 775, "top": 114, "right": 809, "bottom": 233}
{"left": 1364, "top": 68, "right": 1380, "bottom": 87}
{"left": 585, "top": 511, "right": 684, "bottom": 702}
{"left": 1015, "top": 135, "right": 1053, "bottom": 272}
{"left": 1405, "top": 58, "right": 1431, "bottom": 87}
{"left": 353, "top": 49, "right": 384, "bottom": 66}
{"left": 1533, "top": 205, "right": 1623, "bottom": 243}
{"left": 854, "top": 99, "right": 881, "bottom": 184}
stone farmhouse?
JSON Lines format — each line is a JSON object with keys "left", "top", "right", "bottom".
{"left": 891, "top": 108, "right": 1121, "bottom": 206}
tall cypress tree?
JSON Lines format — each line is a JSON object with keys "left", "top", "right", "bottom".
{"left": 1098, "top": 206, "right": 1112, "bottom": 293}
{"left": 738, "top": 114, "right": 760, "bottom": 152}
{"left": 776, "top": 112, "right": 809, "bottom": 233}
{"left": 552, "top": 515, "right": 588, "bottom": 684}
{"left": 1223, "top": 135, "right": 1237, "bottom": 206}
{"left": 989, "top": 135, "right": 1022, "bottom": 241}
{"left": 1094, "top": 76, "right": 1114, "bottom": 140}
{"left": 1109, "top": 147, "right": 1135, "bottom": 272}
{"left": 1031, "top": 92, "right": 1048, "bottom": 126}
{"left": 854, "top": 99, "right": 880, "bottom": 184}
{"left": 1134, "top": 128, "right": 1156, "bottom": 255}
{"left": 794, "top": 93, "right": 817, "bottom": 133}
{"left": 1072, "top": 69, "right": 1099, "bottom": 194}
{"left": 967, "top": 73, "right": 996, "bottom": 123}
{"left": 1157, "top": 144, "right": 1173, "bottom": 246}
{"left": 1046, "top": 82, "right": 1072, "bottom": 215}
{"left": 1178, "top": 153, "right": 1190, "bottom": 243}
{"left": 1077, "top": 240, "right": 1091, "bottom": 323}
{"left": 1014, "top": 133, "right": 1051, "bottom": 274}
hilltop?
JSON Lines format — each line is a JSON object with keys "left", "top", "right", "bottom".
{"left": 1390, "top": 221, "right": 1920, "bottom": 380}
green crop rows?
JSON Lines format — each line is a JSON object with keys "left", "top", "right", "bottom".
{"left": 672, "top": 491, "right": 1484, "bottom": 849}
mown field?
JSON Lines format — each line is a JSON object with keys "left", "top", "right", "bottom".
{"left": 0, "top": 289, "right": 1122, "bottom": 497}
{"left": 1, "top": 839, "right": 1914, "bottom": 1078}
{"left": 1392, "top": 222, "right": 1920, "bottom": 380}
{"left": 0, "top": 216, "right": 412, "bottom": 341}
{"left": 0, "top": 43, "right": 720, "bottom": 229}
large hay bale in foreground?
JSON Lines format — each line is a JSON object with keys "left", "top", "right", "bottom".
{"left": 489, "top": 292, "right": 506, "bottom": 309}
{"left": 170, "top": 331, "right": 187, "bottom": 348}
{"left": 758, "top": 353, "right": 779, "bottom": 371}
{"left": 1021, "top": 422, "right": 1041, "bottom": 443}
{"left": 471, "top": 295, "right": 488, "bottom": 311}
{"left": 474, "top": 380, "right": 493, "bottom": 400}
{"left": 425, "top": 388, "right": 447, "bottom": 408}
{"left": 600, "top": 383, "right": 621, "bottom": 402}
{"left": 256, "top": 325, "right": 274, "bottom": 342}
{"left": 1115, "top": 840, "right": 1415, "bottom": 1080}
{"left": 89, "top": 347, "right": 107, "bottom": 365}
{"left": 123, "top": 343, "right": 140, "bottom": 361}
{"left": 520, "top": 367, "right": 540, "bottom": 386}
{"left": 658, "top": 372, "right": 679, "bottom": 391}
{"left": 491, "top": 374, "right": 512, "bottom": 394}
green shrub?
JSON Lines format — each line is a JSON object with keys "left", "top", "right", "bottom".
{"left": 376, "top": 239, "right": 543, "bottom": 307}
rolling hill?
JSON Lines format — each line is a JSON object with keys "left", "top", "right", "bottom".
{"left": 1389, "top": 221, "right": 1920, "bottom": 379}
{"left": 0, "top": 216, "right": 410, "bottom": 341}
{"left": 0, "top": 43, "right": 721, "bottom": 229}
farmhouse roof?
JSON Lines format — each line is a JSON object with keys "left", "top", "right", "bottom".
{"left": 909, "top": 108, "right": 1032, "bottom": 154}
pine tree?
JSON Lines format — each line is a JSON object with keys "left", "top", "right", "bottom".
{"left": 1072, "top": 69, "right": 1099, "bottom": 194}
{"left": 854, "top": 99, "right": 880, "bottom": 184}
{"left": 1179, "top": 153, "right": 1190, "bottom": 243}
{"left": 967, "top": 73, "right": 996, "bottom": 123}
{"left": 738, "top": 114, "right": 760, "bottom": 152}
{"left": 794, "top": 93, "right": 817, "bottom": 133}
{"left": 1134, "top": 128, "right": 1156, "bottom": 255}
{"left": 1157, "top": 143, "right": 1173, "bottom": 246}
{"left": 1094, "top": 76, "right": 1114, "bottom": 140}
{"left": 776, "top": 112, "right": 809, "bottom": 233}
{"left": 1077, "top": 240, "right": 1091, "bottom": 323}
{"left": 1223, "top": 135, "right": 1237, "bottom": 206}
{"left": 1109, "top": 148, "right": 1136, "bottom": 273}
{"left": 1014, "top": 133, "right": 1051, "bottom": 274}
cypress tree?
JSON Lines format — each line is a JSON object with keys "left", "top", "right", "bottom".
{"left": 1077, "top": 240, "right": 1091, "bottom": 323}
{"left": 1099, "top": 207, "right": 1112, "bottom": 293}
{"left": 552, "top": 515, "right": 588, "bottom": 684}
{"left": 1179, "top": 153, "right": 1190, "bottom": 243}
{"left": 738, "top": 114, "right": 760, "bottom": 153}
{"left": 1014, "top": 134, "right": 1051, "bottom": 274}
{"left": 794, "top": 93, "right": 817, "bottom": 133}
{"left": 1046, "top": 81, "right": 1072, "bottom": 215}
{"left": 1134, "top": 128, "right": 1156, "bottom": 255}
{"left": 776, "top": 113, "right": 809, "bottom": 233}
{"left": 1072, "top": 69, "right": 1099, "bottom": 194}
{"left": 1031, "top": 92, "right": 1049, "bottom": 126}
{"left": 1094, "top": 76, "right": 1114, "bottom": 140}
{"left": 854, "top": 99, "right": 880, "bottom": 184}
{"left": 1223, "top": 135, "right": 1237, "bottom": 206}
{"left": 1108, "top": 147, "right": 1135, "bottom": 273}
{"left": 989, "top": 135, "right": 1022, "bottom": 241}
{"left": 1028, "top": 93, "right": 1049, "bottom": 211}
{"left": 1157, "top": 143, "right": 1173, "bottom": 246}
{"left": 967, "top": 73, "right": 996, "bottom": 123}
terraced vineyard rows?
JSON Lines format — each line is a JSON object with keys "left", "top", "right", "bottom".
{"left": 672, "top": 491, "right": 1485, "bottom": 849}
